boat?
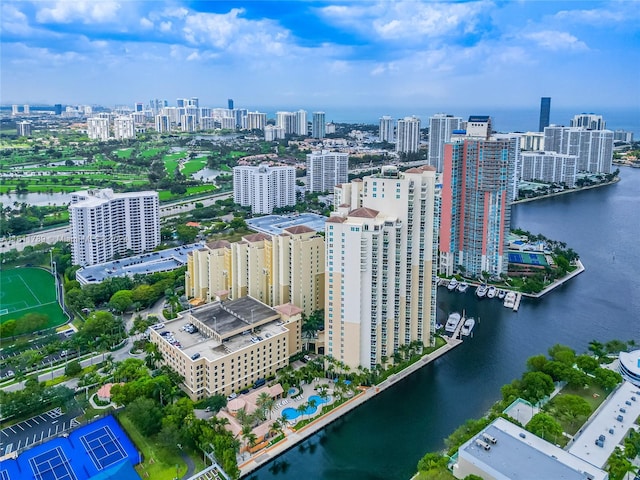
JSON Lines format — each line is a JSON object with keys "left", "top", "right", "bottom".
{"left": 503, "top": 291, "right": 516, "bottom": 308}
{"left": 487, "top": 286, "right": 497, "bottom": 299}
{"left": 447, "top": 278, "right": 459, "bottom": 291}
{"left": 476, "top": 284, "right": 488, "bottom": 298}
{"left": 456, "top": 282, "right": 469, "bottom": 293}
{"left": 461, "top": 317, "right": 476, "bottom": 336}
{"left": 444, "top": 312, "right": 462, "bottom": 334}
{"left": 497, "top": 289, "right": 506, "bottom": 299}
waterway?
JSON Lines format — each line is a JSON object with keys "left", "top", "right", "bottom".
{"left": 250, "top": 167, "right": 640, "bottom": 480}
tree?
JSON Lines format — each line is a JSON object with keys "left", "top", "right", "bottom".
{"left": 526, "top": 413, "right": 563, "bottom": 443}
{"left": 131, "top": 284, "right": 157, "bottom": 307}
{"left": 548, "top": 344, "right": 576, "bottom": 366}
{"left": 417, "top": 452, "right": 448, "bottom": 471}
{"left": 575, "top": 354, "right": 599, "bottom": 374}
{"left": 526, "top": 354, "right": 548, "bottom": 372}
{"left": 126, "top": 397, "right": 162, "bottom": 436}
{"left": 108, "top": 290, "right": 133, "bottom": 313}
{"left": 551, "top": 394, "right": 591, "bottom": 427}
{"left": 176, "top": 224, "right": 199, "bottom": 243}
{"left": 519, "top": 371, "right": 554, "bottom": 403}
{"left": 64, "top": 360, "right": 82, "bottom": 377}
{"left": 593, "top": 367, "right": 622, "bottom": 391}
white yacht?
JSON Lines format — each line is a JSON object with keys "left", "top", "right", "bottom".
{"left": 444, "top": 312, "right": 462, "bottom": 333}
{"left": 497, "top": 289, "right": 506, "bottom": 300}
{"left": 487, "top": 286, "right": 497, "bottom": 299}
{"left": 476, "top": 284, "right": 488, "bottom": 298}
{"left": 457, "top": 282, "right": 469, "bottom": 293}
{"left": 503, "top": 291, "right": 516, "bottom": 308}
{"left": 461, "top": 318, "right": 476, "bottom": 336}
{"left": 447, "top": 278, "right": 459, "bottom": 291}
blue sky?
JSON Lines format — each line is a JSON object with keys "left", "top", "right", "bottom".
{"left": 2, "top": 1, "right": 639, "bottom": 112}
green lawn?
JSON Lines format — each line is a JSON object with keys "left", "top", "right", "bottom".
{"left": 118, "top": 413, "right": 189, "bottom": 480}
{"left": 181, "top": 158, "right": 208, "bottom": 176}
{"left": 140, "top": 147, "right": 165, "bottom": 158}
{"left": 0, "top": 267, "right": 67, "bottom": 329}
{"left": 158, "top": 184, "right": 218, "bottom": 201}
{"left": 163, "top": 152, "right": 187, "bottom": 175}
{"left": 115, "top": 148, "right": 134, "bottom": 159}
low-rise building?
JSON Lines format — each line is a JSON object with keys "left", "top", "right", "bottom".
{"left": 149, "top": 297, "right": 302, "bottom": 401}
{"left": 453, "top": 417, "right": 607, "bottom": 480}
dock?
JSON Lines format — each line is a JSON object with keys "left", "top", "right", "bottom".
{"left": 512, "top": 292, "right": 522, "bottom": 312}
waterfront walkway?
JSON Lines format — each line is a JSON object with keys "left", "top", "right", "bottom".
{"left": 237, "top": 337, "right": 462, "bottom": 478}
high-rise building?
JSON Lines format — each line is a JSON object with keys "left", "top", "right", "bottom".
{"left": 306, "top": 150, "right": 349, "bottom": 193}
{"left": 519, "top": 152, "right": 577, "bottom": 188}
{"left": 23, "top": 104, "right": 30, "bottom": 115}
{"left": 87, "top": 117, "right": 110, "bottom": 141}
{"left": 379, "top": 116, "right": 395, "bottom": 143}
{"left": 155, "top": 115, "right": 171, "bottom": 133}
{"left": 519, "top": 132, "right": 545, "bottom": 151}
{"left": 17, "top": 121, "right": 32, "bottom": 137}
{"left": 233, "top": 109, "right": 247, "bottom": 129}
{"left": 570, "top": 114, "right": 605, "bottom": 130}
{"left": 613, "top": 130, "right": 634, "bottom": 143}
{"left": 11, "top": 105, "right": 19, "bottom": 116}
{"left": 186, "top": 226, "right": 325, "bottom": 316}
{"left": 54, "top": 104, "right": 63, "bottom": 115}
{"left": 245, "top": 111, "right": 267, "bottom": 131}
{"left": 276, "top": 112, "right": 297, "bottom": 135}
{"left": 327, "top": 165, "right": 439, "bottom": 369}
{"left": 395, "top": 116, "right": 421, "bottom": 154}
{"left": 295, "top": 110, "right": 308, "bottom": 136}
{"left": 312, "top": 112, "right": 326, "bottom": 139}
{"left": 428, "top": 114, "right": 463, "bottom": 172}
{"left": 134, "top": 102, "right": 144, "bottom": 112}
{"left": 539, "top": 97, "right": 551, "bottom": 132}
{"left": 544, "top": 126, "right": 614, "bottom": 173}
{"left": 440, "top": 135, "right": 519, "bottom": 278}
{"left": 181, "top": 114, "right": 197, "bottom": 132}
{"left": 465, "top": 115, "right": 492, "bottom": 139}
{"left": 264, "top": 125, "right": 285, "bottom": 141}
{"left": 114, "top": 116, "right": 135, "bottom": 140}
{"left": 228, "top": 98, "right": 234, "bottom": 110}
{"left": 233, "top": 164, "right": 296, "bottom": 214}
{"left": 69, "top": 189, "right": 160, "bottom": 266}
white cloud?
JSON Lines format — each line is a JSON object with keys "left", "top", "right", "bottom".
{"left": 319, "top": 1, "right": 491, "bottom": 41}
{"left": 159, "top": 21, "right": 172, "bottom": 33}
{"left": 2, "top": 4, "right": 32, "bottom": 35}
{"left": 554, "top": 6, "right": 639, "bottom": 25}
{"left": 6, "top": 42, "right": 86, "bottom": 65}
{"left": 36, "top": 1, "right": 121, "bottom": 24}
{"left": 524, "top": 30, "right": 588, "bottom": 51}
{"left": 140, "top": 17, "right": 153, "bottom": 29}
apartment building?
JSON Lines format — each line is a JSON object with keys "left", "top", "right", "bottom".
{"left": 185, "top": 226, "right": 325, "bottom": 316}
{"left": 519, "top": 151, "right": 577, "bottom": 188}
{"left": 306, "top": 150, "right": 349, "bottom": 193}
{"left": 327, "top": 166, "right": 439, "bottom": 369}
{"left": 233, "top": 164, "right": 296, "bottom": 214}
{"left": 69, "top": 188, "right": 160, "bottom": 266}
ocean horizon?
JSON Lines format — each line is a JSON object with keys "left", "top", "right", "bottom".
{"left": 254, "top": 105, "right": 640, "bottom": 137}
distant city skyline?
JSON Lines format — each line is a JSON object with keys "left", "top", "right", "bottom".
{"left": 1, "top": 1, "right": 638, "bottom": 110}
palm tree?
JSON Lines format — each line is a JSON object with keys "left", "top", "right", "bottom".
{"left": 236, "top": 407, "right": 251, "bottom": 428}
{"left": 296, "top": 403, "right": 307, "bottom": 421}
{"left": 307, "top": 398, "right": 318, "bottom": 417}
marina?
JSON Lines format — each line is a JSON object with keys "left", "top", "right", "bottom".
{"left": 461, "top": 317, "right": 476, "bottom": 336}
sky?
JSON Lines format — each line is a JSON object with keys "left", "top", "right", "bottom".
{"left": 2, "top": 0, "right": 639, "bottom": 114}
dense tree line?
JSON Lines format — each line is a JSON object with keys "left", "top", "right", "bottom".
{"left": 0, "top": 377, "right": 74, "bottom": 421}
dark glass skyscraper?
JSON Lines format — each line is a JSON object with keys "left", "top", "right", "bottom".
{"left": 539, "top": 97, "right": 551, "bottom": 132}
{"left": 228, "top": 98, "right": 234, "bottom": 110}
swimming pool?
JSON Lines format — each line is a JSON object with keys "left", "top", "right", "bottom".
{"left": 281, "top": 395, "right": 329, "bottom": 421}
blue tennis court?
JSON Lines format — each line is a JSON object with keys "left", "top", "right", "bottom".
{"left": 29, "top": 446, "right": 77, "bottom": 480}
{"left": 508, "top": 251, "right": 549, "bottom": 266}
{"left": 0, "top": 416, "right": 140, "bottom": 480}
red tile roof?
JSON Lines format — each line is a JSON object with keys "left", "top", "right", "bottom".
{"left": 349, "top": 207, "right": 379, "bottom": 218}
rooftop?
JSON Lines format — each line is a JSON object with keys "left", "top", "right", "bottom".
{"left": 246, "top": 213, "right": 327, "bottom": 236}
{"left": 457, "top": 417, "right": 607, "bottom": 480}
{"left": 76, "top": 242, "right": 205, "bottom": 284}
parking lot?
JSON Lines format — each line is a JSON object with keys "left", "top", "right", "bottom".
{"left": 0, "top": 407, "right": 81, "bottom": 455}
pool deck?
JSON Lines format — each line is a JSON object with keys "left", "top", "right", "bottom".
{"left": 237, "top": 337, "right": 462, "bottom": 478}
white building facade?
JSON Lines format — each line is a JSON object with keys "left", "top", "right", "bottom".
{"left": 379, "top": 116, "right": 394, "bottom": 143}
{"left": 519, "top": 152, "right": 578, "bottom": 187}
{"left": 69, "top": 189, "right": 160, "bottom": 266}
{"left": 114, "top": 116, "right": 135, "bottom": 140}
{"left": 306, "top": 150, "right": 349, "bottom": 193}
{"left": 395, "top": 116, "right": 421, "bottom": 154}
{"left": 233, "top": 165, "right": 296, "bottom": 214}
{"left": 544, "top": 126, "right": 614, "bottom": 173}
{"left": 428, "top": 114, "right": 462, "bottom": 172}
{"left": 87, "top": 117, "right": 110, "bottom": 141}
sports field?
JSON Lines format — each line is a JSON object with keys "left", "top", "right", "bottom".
{"left": 0, "top": 267, "right": 67, "bottom": 329}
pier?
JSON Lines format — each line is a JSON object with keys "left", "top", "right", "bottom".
{"left": 512, "top": 293, "right": 522, "bottom": 312}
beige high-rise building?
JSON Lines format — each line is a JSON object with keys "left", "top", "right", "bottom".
{"left": 327, "top": 165, "right": 439, "bottom": 369}
{"left": 185, "top": 226, "right": 325, "bottom": 316}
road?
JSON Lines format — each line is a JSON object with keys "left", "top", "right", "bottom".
{"left": 0, "top": 191, "right": 232, "bottom": 254}
{"left": 1, "top": 298, "right": 166, "bottom": 393}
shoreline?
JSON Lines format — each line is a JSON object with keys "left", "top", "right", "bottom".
{"left": 511, "top": 177, "right": 619, "bottom": 205}
{"left": 238, "top": 337, "right": 463, "bottom": 478}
